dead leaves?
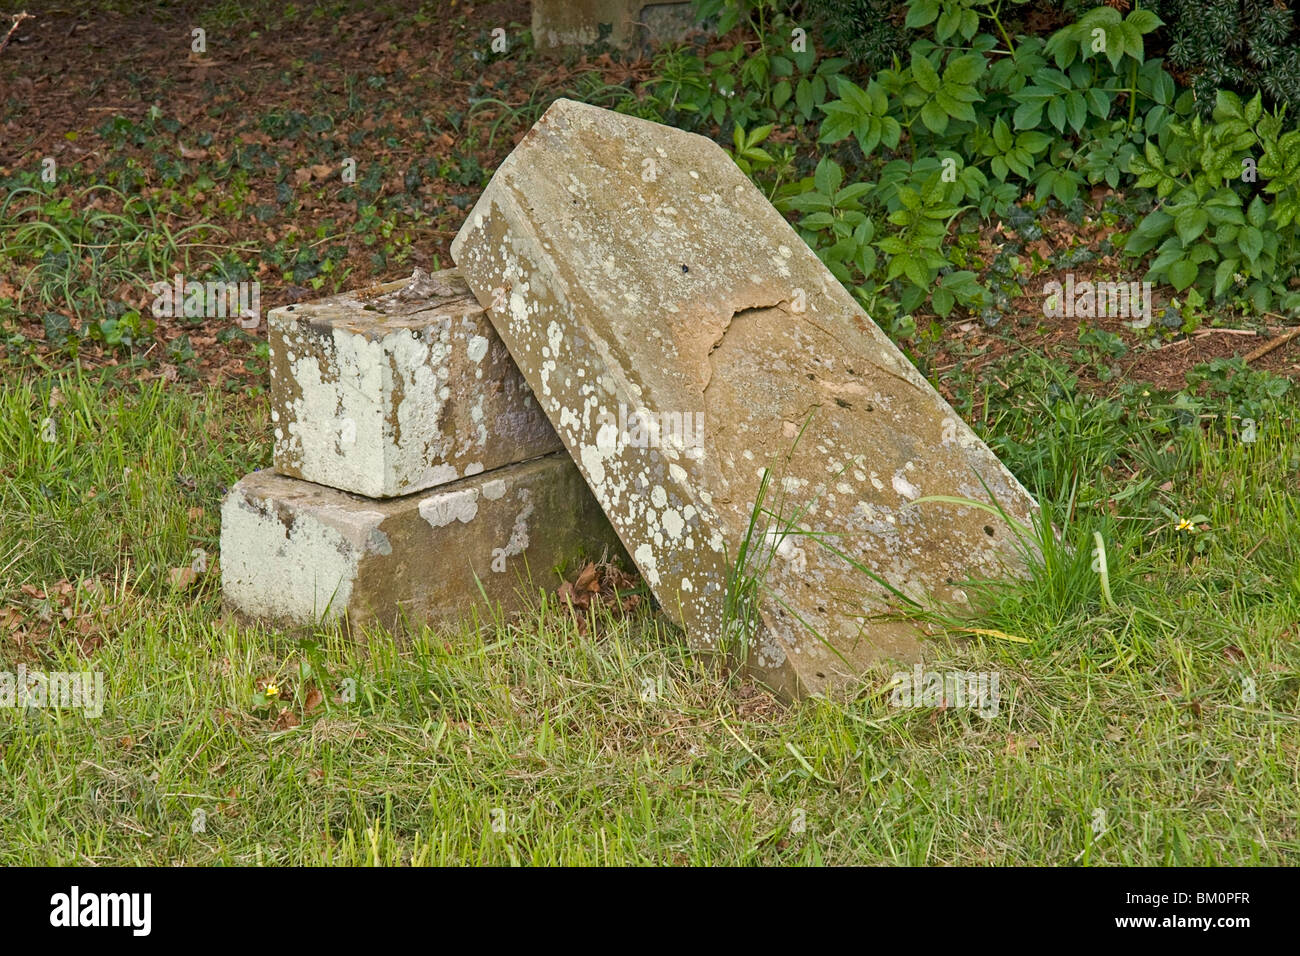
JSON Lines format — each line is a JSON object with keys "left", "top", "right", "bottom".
{"left": 1005, "top": 735, "right": 1041, "bottom": 756}
{"left": 167, "top": 566, "right": 198, "bottom": 590}
{"left": 272, "top": 707, "right": 301, "bottom": 731}
{"left": 252, "top": 672, "right": 328, "bottom": 731}
{"left": 3, "top": 576, "right": 112, "bottom": 657}
{"left": 293, "top": 163, "right": 335, "bottom": 185}
{"left": 554, "top": 562, "right": 644, "bottom": 636}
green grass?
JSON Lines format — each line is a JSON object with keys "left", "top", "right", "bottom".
{"left": 1, "top": 367, "right": 1297, "bottom": 865}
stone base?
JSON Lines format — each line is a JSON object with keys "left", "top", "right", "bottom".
{"left": 268, "top": 268, "right": 560, "bottom": 499}
{"left": 220, "top": 453, "right": 627, "bottom": 631}
{"left": 532, "top": 0, "right": 694, "bottom": 54}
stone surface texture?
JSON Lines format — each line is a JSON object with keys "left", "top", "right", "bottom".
{"left": 268, "top": 268, "right": 560, "bottom": 498}
{"left": 451, "top": 99, "right": 1038, "bottom": 698}
{"left": 220, "top": 453, "right": 626, "bottom": 630}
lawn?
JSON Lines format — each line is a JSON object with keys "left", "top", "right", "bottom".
{"left": 1, "top": 364, "right": 1296, "bottom": 864}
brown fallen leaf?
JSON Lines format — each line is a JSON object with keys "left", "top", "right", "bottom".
{"left": 575, "top": 562, "right": 600, "bottom": 593}
{"left": 304, "top": 686, "right": 324, "bottom": 714}
{"left": 168, "top": 566, "right": 198, "bottom": 589}
{"left": 1005, "top": 735, "right": 1040, "bottom": 756}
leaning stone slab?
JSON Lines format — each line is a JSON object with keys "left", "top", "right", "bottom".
{"left": 451, "top": 99, "right": 1038, "bottom": 699}
{"left": 268, "top": 268, "right": 561, "bottom": 498}
{"left": 220, "top": 453, "right": 625, "bottom": 631}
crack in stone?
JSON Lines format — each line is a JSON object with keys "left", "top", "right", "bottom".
{"left": 702, "top": 299, "right": 788, "bottom": 395}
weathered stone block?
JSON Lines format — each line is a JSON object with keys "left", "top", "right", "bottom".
{"left": 451, "top": 99, "right": 1038, "bottom": 699}
{"left": 268, "top": 268, "right": 561, "bottom": 498}
{"left": 532, "top": 0, "right": 694, "bottom": 53}
{"left": 220, "top": 453, "right": 626, "bottom": 630}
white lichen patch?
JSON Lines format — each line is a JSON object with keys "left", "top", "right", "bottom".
{"left": 491, "top": 490, "right": 534, "bottom": 571}
{"left": 219, "top": 479, "right": 384, "bottom": 623}
{"left": 419, "top": 488, "right": 480, "bottom": 528}
{"left": 634, "top": 542, "right": 660, "bottom": 586}
{"left": 467, "top": 334, "right": 490, "bottom": 363}
{"left": 891, "top": 471, "right": 921, "bottom": 501}
{"left": 268, "top": 274, "right": 557, "bottom": 498}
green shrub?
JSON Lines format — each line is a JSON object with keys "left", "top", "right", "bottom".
{"left": 1146, "top": 0, "right": 1300, "bottom": 113}
{"left": 680, "top": 0, "right": 1300, "bottom": 323}
{"left": 1125, "top": 90, "right": 1300, "bottom": 312}
{"left": 803, "top": 0, "right": 912, "bottom": 73}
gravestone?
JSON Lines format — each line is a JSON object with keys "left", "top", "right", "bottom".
{"left": 451, "top": 99, "right": 1038, "bottom": 699}
{"left": 221, "top": 453, "right": 624, "bottom": 631}
{"left": 268, "top": 269, "right": 560, "bottom": 498}
{"left": 221, "top": 268, "right": 625, "bottom": 631}
{"left": 532, "top": 0, "right": 695, "bottom": 54}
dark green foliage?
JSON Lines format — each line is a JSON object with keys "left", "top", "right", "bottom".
{"left": 1148, "top": 0, "right": 1300, "bottom": 114}
{"left": 803, "top": 0, "right": 913, "bottom": 72}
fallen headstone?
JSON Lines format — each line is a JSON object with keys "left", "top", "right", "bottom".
{"left": 452, "top": 99, "right": 1038, "bottom": 698}
{"left": 221, "top": 453, "right": 625, "bottom": 631}
{"left": 268, "top": 268, "right": 560, "bottom": 498}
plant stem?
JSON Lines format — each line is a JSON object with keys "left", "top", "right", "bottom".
{"left": 1127, "top": 59, "right": 1138, "bottom": 132}
{"left": 990, "top": 1, "right": 1016, "bottom": 57}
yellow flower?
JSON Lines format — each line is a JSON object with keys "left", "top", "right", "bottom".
{"left": 1176, "top": 518, "right": 1195, "bottom": 532}
{"left": 264, "top": 682, "right": 280, "bottom": 698}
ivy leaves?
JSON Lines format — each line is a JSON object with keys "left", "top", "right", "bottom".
{"left": 1010, "top": 64, "right": 1112, "bottom": 134}
{"left": 818, "top": 50, "right": 986, "bottom": 155}
{"left": 978, "top": 117, "right": 1052, "bottom": 180}
{"left": 905, "top": 0, "right": 982, "bottom": 44}
{"left": 796, "top": 0, "right": 1300, "bottom": 324}
{"left": 786, "top": 158, "right": 877, "bottom": 285}
{"left": 1121, "top": 83, "right": 1300, "bottom": 309}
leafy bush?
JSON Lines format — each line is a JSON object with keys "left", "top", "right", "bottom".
{"left": 803, "top": 0, "right": 912, "bottom": 73}
{"left": 792, "top": 3, "right": 1170, "bottom": 317}
{"left": 1146, "top": 0, "right": 1300, "bottom": 113}
{"left": 672, "top": 0, "right": 1300, "bottom": 324}
{"left": 1126, "top": 90, "right": 1300, "bottom": 312}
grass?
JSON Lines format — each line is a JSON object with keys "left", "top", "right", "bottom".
{"left": 0, "top": 179, "right": 248, "bottom": 322}
{"left": 1, "top": 367, "right": 1298, "bottom": 865}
